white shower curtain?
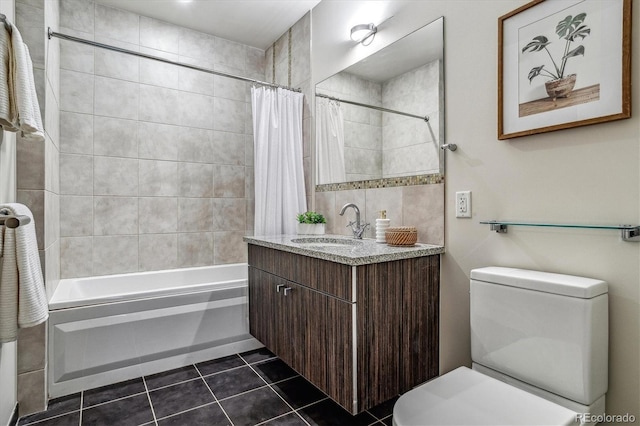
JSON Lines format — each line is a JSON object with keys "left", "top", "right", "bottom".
{"left": 316, "top": 97, "right": 345, "bottom": 184}
{"left": 251, "top": 86, "right": 307, "bottom": 236}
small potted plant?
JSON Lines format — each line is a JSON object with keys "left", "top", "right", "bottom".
{"left": 522, "top": 12, "right": 591, "bottom": 100}
{"left": 296, "top": 211, "right": 326, "bottom": 235}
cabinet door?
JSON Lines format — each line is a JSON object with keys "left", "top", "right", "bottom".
{"left": 249, "top": 267, "right": 281, "bottom": 355}
{"left": 249, "top": 268, "right": 354, "bottom": 413}
{"left": 276, "top": 280, "right": 306, "bottom": 371}
{"left": 324, "top": 295, "right": 354, "bottom": 412}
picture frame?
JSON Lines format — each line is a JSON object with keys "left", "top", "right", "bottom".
{"left": 498, "top": 0, "right": 632, "bottom": 140}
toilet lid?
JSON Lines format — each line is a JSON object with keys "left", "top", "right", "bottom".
{"left": 393, "top": 367, "right": 579, "bottom": 426}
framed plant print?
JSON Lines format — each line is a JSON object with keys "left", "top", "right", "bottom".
{"left": 498, "top": 0, "right": 632, "bottom": 140}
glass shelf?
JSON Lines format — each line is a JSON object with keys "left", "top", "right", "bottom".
{"left": 479, "top": 221, "right": 640, "bottom": 242}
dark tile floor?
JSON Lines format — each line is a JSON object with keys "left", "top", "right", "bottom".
{"left": 17, "top": 348, "right": 396, "bottom": 426}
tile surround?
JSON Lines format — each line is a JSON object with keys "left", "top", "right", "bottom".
{"left": 57, "top": 0, "right": 260, "bottom": 277}
{"left": 15, "top": 0, "right": 61, "bottom": 415}
{"left": 54, "top": 3, "right": 312, "bottom": 279}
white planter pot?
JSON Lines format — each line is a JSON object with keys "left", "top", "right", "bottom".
{"left": 296, "top": 223, "right": 325, "bottom": 235}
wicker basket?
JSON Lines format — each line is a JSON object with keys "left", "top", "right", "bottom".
{"left": 385, "top": 226, "right": 418, "bottom": 246}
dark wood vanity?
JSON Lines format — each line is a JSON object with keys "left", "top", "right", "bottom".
{"left": 246, "top": 238, "right": 442, "bottom": 414}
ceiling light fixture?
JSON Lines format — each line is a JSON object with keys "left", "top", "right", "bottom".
{"left": 350, "top": 23, "right": 377, "bottom": 46}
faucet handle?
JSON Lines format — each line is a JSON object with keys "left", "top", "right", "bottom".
{"left": 346, "top": 220, "right": 356, "bottom": 228}
{"left": 355, "top": 222, "right": 370, "bottom": 238}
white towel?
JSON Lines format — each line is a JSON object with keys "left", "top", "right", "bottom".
{"left": 9, "top": 23, "right": 44, "bottom": 142}
{"left": 0, "top": 21, "right": 18, "bottom": 131}
{"left": 0, "top": 203, "right": 48, "bottom": 343}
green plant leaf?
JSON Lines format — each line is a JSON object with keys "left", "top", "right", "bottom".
{"left": 522, "top": 36, "right": 550, "bottom": 53}
{"left": 556, "top": 13, "right": 586, "bottom": 38}
{"left": 297, "top": 211, "right": 326, "bottom": 224}
{"left": 563, "top": 45, "right": 585, "bottom": 60}
{"left": 567, "top": 25, "right": 590, "bottom": 41}
{"left": 527, "top": 65, "right": 545, "bottom": 83}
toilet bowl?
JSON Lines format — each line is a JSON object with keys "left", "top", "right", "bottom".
{"left": 393, "top": 367, "right": 580, "bottom": 426}
{"left": 393, "top": 267, "right": 608, "bottom": 426}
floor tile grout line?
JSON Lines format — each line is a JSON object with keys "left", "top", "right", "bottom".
{"left": 78, "top": 391, "right": 83, "bottom": 426}
{"left": 198, "top": 361, "right": 256, "bottom": 379}
{"left": 253, "top": 410, "right": 302, "bottom": 426}
{"left": 194, "top": 363, "right": 236, "bottom": 426}
{"left": 240, "top": 356, "right": 312, "bottom": 426}
{"left": 371, "top": 412, "right": 393, "bottom": 423}
{"left": 141, "top": 376, "right": 159, "bottom": 426}
{"left": 80, "top": 390, "right": 148, "bottom": 410}
{"left": 367, "top": 409, "right": 386, "bottom": 422}
{"left": 254, "top": 397, "right": 332, "bottom": 426}
{"left": 144, "top": 374, "right": 202, "bottom": 392}
{"left": 152, "top": 401, "right": 219, "bottom": 422}
{"left": 237, "top": 352, "right": 277, "bottom": 365}
{"left": 18, "top": 409, "right": 82, "bottom": 426}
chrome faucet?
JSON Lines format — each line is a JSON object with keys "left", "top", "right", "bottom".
{"left": 339, "top": 203, "right": 369, "bottom": 239}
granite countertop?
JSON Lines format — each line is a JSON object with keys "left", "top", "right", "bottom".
{"left": 243, "top": 234, "right": 445, "bottom": 266}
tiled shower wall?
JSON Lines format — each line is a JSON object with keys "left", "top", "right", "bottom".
{"left": 58, "top": 1, "right": 266, "bottom": 278}
{"left": 14, "top": 0, "right": 61, "bottom": 415}
{"left": 316, "top": 73, "right": 383, "bottom": 181}
{"left": 315, "top": 59, "right": 442, "bottom": 181}
{"left": 382, "top": 60, "right": 442, "bottom": 177}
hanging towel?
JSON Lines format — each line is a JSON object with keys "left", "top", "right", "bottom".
{"left": 9, "top": 23, "right": 44, "bottom": 142}
{"left": 0, "top": 20, "right": 18, "bottom": 131}
{"left": 0, "top": 203, "right": 48, "bottom": 343}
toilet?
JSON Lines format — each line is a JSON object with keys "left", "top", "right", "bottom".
{"left": 393, "top": 267, "right": 608, "bottom": 426}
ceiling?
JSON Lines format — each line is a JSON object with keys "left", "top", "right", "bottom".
{"left": 94, "top": 0, "right": 321, "bottom": 50}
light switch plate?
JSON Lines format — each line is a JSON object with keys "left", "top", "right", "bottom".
{"left": 456, "top": 191, "right": 471, "bottom": 218}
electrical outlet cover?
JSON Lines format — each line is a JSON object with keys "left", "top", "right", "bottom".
{"left": 456, "top": 191, "right": 471, "bottom": 218}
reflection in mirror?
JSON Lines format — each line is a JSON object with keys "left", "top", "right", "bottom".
{"left": 315, "top": 17, "right": 444, "bottom": 186}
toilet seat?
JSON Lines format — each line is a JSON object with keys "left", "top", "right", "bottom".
{"left": 393, "top": 367, "right": 580, "bottom": 426}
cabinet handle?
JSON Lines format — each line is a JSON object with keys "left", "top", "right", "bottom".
{"left": 283, "top": 287, "right": 293, "bottom": 296}
{"left": 276, "top": 284, "right": 285, "bottom": 292}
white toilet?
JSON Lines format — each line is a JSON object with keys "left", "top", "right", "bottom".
{"left": 393, "top": 267, "right": 608, "bottom": 426}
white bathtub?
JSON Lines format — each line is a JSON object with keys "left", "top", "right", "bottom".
{"left": 48, "top": 264, "right": 262, "bottom": 398}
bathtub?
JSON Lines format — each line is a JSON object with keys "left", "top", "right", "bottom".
{"left": 48, "top": 263, "right": 262, "bottom": 398}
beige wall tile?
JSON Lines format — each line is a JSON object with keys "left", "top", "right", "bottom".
{"left": 213, "top": 231, "right": 247, "bottom": 264}
{"left": 139, "top": 234, "right": 177, "bottom": 271}
{"left": 178, "top": 232, "right": 213, "bottom": 267}
{"left": 139, "top": 198, "right": 178, "bottom": 234}
{"left": 214, "top": 165, "right": 245, "bottom": 198}
{"left": 402, "top": 184, "right": 444, "bottom": 245}
{"left": 17, "top": 369, "right": 46, "bottom": 416}
{"left": 93, "top": 235, "right": 138, "bottom": 276}
{"left": 178, "top": 198, "right": 213, "bottom": 232}
{"left": 60, "top": 236, "right": 93, "bottom": 278}
{"left": 17, "top": 323, "right": 46, "bottom": 374}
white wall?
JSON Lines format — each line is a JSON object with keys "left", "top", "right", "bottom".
{"left": 312, "top": 0, "right": 639, "bottom": 421}
{"left": 0, "top": 2, "right": 18, "bottom": 426}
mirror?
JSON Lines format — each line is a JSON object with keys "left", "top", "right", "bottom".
{"left": 315, "top": 17, "right": 444, "bottom": 186}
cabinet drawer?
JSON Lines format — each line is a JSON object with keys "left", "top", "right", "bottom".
{"left": 248, "top": 245, "right": 352, "bottom": 300}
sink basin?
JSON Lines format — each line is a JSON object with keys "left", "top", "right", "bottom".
{"left": 291, "top": 237, "right": 363, "bottom": 248}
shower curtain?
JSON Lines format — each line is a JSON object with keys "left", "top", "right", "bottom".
{"left": 251, "top": 86, "right": 307, "bottom": 236}
{"left": 316, "top": 97, "right": 345, "bottom": 184}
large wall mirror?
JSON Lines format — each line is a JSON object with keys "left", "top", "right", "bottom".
{"left": 315, "top": 17, "right": 444, "bottom": 187}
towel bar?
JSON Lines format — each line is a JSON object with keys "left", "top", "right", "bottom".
{"left": 0, "top": 214, "right": 31, "bottom": 229}
{"left": 480, "top": 220, "right": 640, "bottom": 242}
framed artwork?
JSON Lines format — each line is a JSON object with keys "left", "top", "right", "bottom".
{"left": 498, "top": 0, "right": 632, "bottom": 140}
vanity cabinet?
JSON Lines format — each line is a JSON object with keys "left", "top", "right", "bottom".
{"left": 247, "top": 244, "right": 440, "bottom": 414}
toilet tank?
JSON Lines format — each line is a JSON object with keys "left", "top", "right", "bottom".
{"left": 470, "top": 267, "right": 608, "bottom": 406}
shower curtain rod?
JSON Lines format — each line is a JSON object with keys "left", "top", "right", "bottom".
{"left": 47, "top": 28, "right": 301, "bottom": 92}
{"left": 315, "top": 93, "right": 429, "bottom": 122}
